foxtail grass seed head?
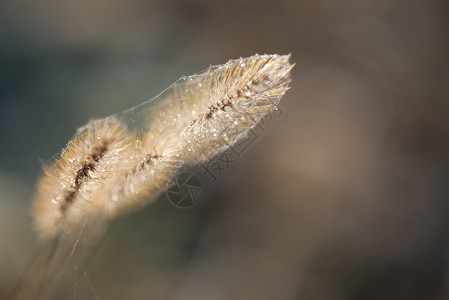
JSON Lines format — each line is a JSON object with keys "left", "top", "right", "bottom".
{"left": 32, "top": 54, "right": 294, "bottom": 241}
{"left": 102, "top": 130, "right": 183, "bottom": 217}
{"left": 32, "top": 120, "right": 132, "bottom": 240}
{"left": 145, "top": 54, "right": 293, "bottom": 164}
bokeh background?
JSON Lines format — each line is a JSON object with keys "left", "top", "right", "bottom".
{"left": 1, "top": 0, "right": 449, "bottom": 299}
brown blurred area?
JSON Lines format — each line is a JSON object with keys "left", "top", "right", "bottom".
{"left": 1, "top": 0, "right": 449, "bottom": 299}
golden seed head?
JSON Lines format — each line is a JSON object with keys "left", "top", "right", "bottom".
{"left": 32, "top": 54, "right": 294, "bottom": 241}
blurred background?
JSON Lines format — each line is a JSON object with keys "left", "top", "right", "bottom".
{"left": 1, "top": 0, "right": 449, "bottom": 299}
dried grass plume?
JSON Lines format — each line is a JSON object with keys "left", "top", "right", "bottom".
{"left": 32, "top": 54, "right": 294, "bottom": 241}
